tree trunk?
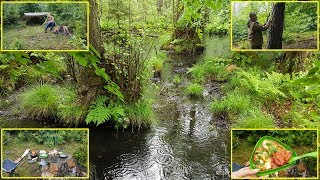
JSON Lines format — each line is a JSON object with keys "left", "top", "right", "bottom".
{"left": 278, "top": 51, "right": 309, "bottom": 78}
{"left": 77, "top": 0, "right": 105, "bottom": 105}
{"left": 267, "top": 3, "right": 285, "bottom": 49}
{"left": 89, "top": 0, "right": 104, "bottom": 55}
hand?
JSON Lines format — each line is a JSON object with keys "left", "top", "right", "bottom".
{"left": 232, "top": 167, "right": 259, "bottom": 179}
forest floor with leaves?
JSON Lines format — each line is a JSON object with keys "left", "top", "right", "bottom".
{"left": 2, "top": 26, "right": 78, "bottom": 50}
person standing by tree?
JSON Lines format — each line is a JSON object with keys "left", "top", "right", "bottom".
{"left": 43, "top": 13, "right": 55, "bottom": 32}
{"left": 247, "top": 12, "right": 271, "bottom": 49}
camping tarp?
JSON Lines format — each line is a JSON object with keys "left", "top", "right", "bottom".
{"left": 24, "top": 12, "right": 48, "bottom": 17}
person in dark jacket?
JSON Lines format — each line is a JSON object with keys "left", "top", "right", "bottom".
{"left": 247, "top": 12, "right": 271, "bottom": 49}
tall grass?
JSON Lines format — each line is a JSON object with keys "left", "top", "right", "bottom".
{"left": 232, "top": 108, "right": 276, "bottom": 128}
{"left": 19, "top": 84, "right": 84, "bottom": 125}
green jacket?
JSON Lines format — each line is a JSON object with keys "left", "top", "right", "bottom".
{"left": 248, "top": 21, "right": 268, "bottom": 46}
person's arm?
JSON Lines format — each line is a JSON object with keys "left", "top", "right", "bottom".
{"left": 251, "top": 22, "right": 270, "bottom": 31}
{"left": 231, "top": 167, "right": 259, "bottom": 179}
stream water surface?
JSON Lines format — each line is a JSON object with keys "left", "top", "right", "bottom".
{"left": 0, "top": 36, "right": 231, "bottom": 180}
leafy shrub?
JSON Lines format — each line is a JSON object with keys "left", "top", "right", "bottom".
{"left": 16, "top": 130, "right": 87, "bottom": 147}
{"left": 185, "top": 83, "right": 203, "bottom": 98}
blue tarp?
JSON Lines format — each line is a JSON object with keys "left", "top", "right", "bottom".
{"left": 2, "top": 159, "right": 18, "bottom": 173}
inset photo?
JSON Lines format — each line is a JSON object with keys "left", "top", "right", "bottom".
{"left": 231, "top": 129, "right": 318, "bottom": 179}
{"left": 231, "top": 1, "right": 319, "bottom": 51}
{"left": 1, "top": 1, "right": 89, "bottom": 51}
{"left": 1, "top": 128, "right": 89, "bottom": 178}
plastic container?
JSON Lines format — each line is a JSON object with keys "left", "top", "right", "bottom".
{"left": 249, "top": 136, "right": 298, "bottom": 177}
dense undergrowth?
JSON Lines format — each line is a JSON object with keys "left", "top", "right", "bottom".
{"left": 188, "top": 51, "right": 320, "bottom": 128}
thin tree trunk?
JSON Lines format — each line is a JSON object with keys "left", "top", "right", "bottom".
{"left": 89, "top": 0, "right": 104, "bottom": 55}
{"left": 267, "top": 3, "right": 285, "bottom": 49}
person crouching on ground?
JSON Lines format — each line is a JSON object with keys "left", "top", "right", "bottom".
{"left": 43, "top": 13, "right": 55, "bottom": 33}
{"left": 247, "top": 12, "right": 271, "bottom": 49}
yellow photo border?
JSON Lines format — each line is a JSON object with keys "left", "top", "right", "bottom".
{"left": 0, "top": 1, "right": 90, "bottom": 52}
{"left": 0, "top": 128, "right": 90, "bottom": 179}
{"left": 230, "top": 128, "right": 319, "bottom": 179}
{"left": 230, "top": 0, "right": 320, "bottom": 51}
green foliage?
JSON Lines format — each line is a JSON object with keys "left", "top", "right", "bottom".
{"left": 293, "top": 60, "right": 320, "bottom": 107}
{"left": 173, "top": 75, "right": 182, "bottom": 85}
{"left": 85, "top": 95, "right": 125, "bottom": 127}
{"left": 73, "top": 145, "right": 87, "bottom": 167}
{"left": 126, "top": 99, "right": 154, "bottom": 128}
{"left": 185, "top": 83, "right": 203, "bottom": 98}
{"left": 69, "top": 45, "right": 124, "bottom": 102}
{"left": 150, "top": 52, "right": 166, "bottom": 72}
{"left": 187, "top": 57, "right": 231, "bottom": 83}
{"left": 16, "top": 130, "right": 87, "bottom": 147}
{"left": 0, "top": 52, "right": 67, "bottom": 94}
{"left": 19, "top": 84, "right": 84, "bottom": 125}
{"left": 20, "top": 84, "right": 60, "bottom": 118}
{"left": 232, "top": 108, "right": 275, "bottom": 128}
{"left": 235, "top": 70, "right": 288, "bottom": 101}
{"left": 210, "top": 90, "right": 253, "bottom": 115}
{"left": 86, "top": 96, "right": 154, "bottom": 129}
{"left": 233, "top": 130, "right": 317, "bottom": 148}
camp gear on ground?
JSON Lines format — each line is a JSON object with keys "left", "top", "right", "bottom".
{"left": 49, "top": 149, "right": 58, "bottom": 156}
{"left": 39, "top": 159, "right": 47, "bottom": 166}
{"left": 2, "top": 159, "right": 18, "bottom": 173}
{"left": 2, "top": 149, "right": 30, "bottom": 173}
{"left": 27, "top": 154, "right": 32, "bottom": 160}
{"left": 39, "top": 153, "right": 48, "bottom": 159}
{"left": 39, "top": 150, "right": 46, "bottom": 154}
{"left": 59, "top": 154, "right": 67, "bottom": 158}
{"left": 28, "top": 157, "right": 38, "bottom": 164}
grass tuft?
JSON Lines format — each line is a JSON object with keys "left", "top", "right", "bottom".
{"left": 185, "top": 83, "right": 203, "bottom": 98}
{"left": 19, "top": 84, "right": 85, "bottom": 125}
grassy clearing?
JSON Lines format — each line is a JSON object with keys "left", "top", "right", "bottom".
{"left": 3, "top": 26, "right": 82, "bottom": 50}
{"left": 2, "top": 137, "right": 85, "bottom": 177}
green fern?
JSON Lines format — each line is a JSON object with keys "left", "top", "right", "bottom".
{"left": 85, "top": 95, "right": 125, "bottom": 126}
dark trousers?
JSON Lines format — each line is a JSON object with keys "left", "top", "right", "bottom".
{"left": 45, "top": 22, "right": 56, "bottom": 31}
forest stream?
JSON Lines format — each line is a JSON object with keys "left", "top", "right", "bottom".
{"left": 1, "top": 36, "right": 231, "bottom": 180}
